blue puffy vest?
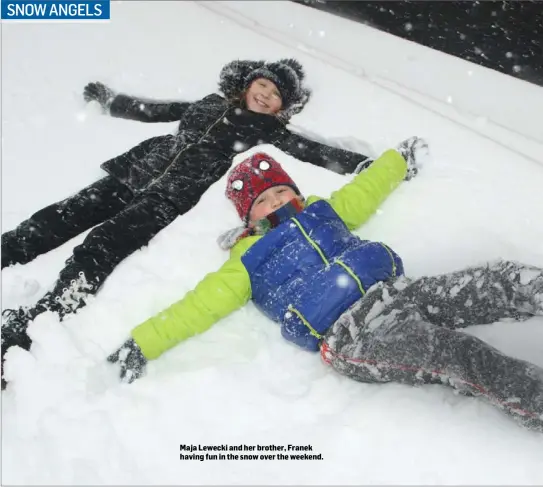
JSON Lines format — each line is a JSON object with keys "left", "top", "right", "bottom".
{"left": 240, "top": 199, "right": 404, "bottom": 352}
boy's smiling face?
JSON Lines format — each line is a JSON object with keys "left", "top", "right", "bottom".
{"left": 248, "top": 185, "right": 300, "bottom": 225}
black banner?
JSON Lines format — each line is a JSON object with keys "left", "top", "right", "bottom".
{"left": 293, "top": 1, "right": 543, "bottom": 87}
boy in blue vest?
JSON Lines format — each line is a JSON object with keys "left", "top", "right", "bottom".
{"left": 109, "top": 139, "right": 543, "bottom": 432}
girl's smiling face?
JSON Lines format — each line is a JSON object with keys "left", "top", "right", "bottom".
{"left": 244, "top": 78, "right": 283, "bottom": 115}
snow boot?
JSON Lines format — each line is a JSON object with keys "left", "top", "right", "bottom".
{"left": 1, "top": 271, "right": 95, "bottom": 389}
{"left": 1, "top": 308, "right": 33, "bottom": 390}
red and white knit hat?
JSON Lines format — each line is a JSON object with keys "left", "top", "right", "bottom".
{"left": 225, "top": 152, "right": 300, "bottom": 222}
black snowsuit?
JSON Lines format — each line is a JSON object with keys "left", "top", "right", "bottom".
{"left": 323, "top": 260, "right": 543, "bottom": 432}
{"left": 1, "top": 92, "right": 372, "bottom": 365}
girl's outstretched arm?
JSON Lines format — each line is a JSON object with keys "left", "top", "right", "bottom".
{"left": 83, "top": 81, "right": 192, "bottom": 123}
{"left": 108, "top": 94, "right": 192, "bottom": 123}
{"left": 275, "top": 128, "right": 374, "bottom": 175}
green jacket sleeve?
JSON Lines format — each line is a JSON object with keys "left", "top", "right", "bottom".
{"left": 131, "top": 242, "right": 254, "bottom": 360}
{"left": 306, "top": 149, "right": 407, "bottom": 230}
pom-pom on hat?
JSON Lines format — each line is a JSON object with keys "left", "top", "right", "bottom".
{"left": 226, "top": 152, "right": 300, "bottom": 223}
{"left": 218, "top": 58, "right": 311, "bottom": 120}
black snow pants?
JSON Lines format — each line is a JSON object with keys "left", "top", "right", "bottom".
{"left": 1, "top": 175, "right": 178, "bottom": 363}
{"left": 322, "top": 260, "right": 543, "bottom": 432}
{"left": 2, "top": 175, "right": 178, "bottom": 311}
{"left": 1, "top": 176, "right": 135, "bottom": 269}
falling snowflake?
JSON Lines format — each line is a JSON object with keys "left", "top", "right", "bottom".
{"left": 336, "top": 275, "right": 350, "bottom": 288}
{"left": 404, "top": 22, "right": 413, "bottom": 32}
{"left": 233, "top": 141, "right": 248, "bottom": 152}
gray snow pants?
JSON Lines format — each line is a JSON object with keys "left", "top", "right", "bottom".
{"left": 322, "top": 260, "right": 543, "bottom": 432}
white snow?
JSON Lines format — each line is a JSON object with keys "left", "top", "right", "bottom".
{"left": 520, "top": 268, "right": 542, "bottom": 285}
{"left": 2, "top": 0, "right": 543, "bottom": 484}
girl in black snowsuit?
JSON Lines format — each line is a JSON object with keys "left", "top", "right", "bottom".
{"left": 1, "top": 59, "right": 375, "bottom": 387}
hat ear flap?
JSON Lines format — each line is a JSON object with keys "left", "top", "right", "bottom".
{"left": 277, "top": 58, "right": 306, "bottom": 81}
{"left": 219, "top": 59, "right": 265, "bottom": 99}
{"left": 277, "top": 86, "right": 312, "bottom": 122}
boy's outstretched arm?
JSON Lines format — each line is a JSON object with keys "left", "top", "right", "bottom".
{"left": 108, "top": 245, "right": 253, "bottom": 383}
{"left": 310, "top": 149, "right": 408, "bottom": 231}
{"left": 275, "top": 129, "right": 373, "bottom": 176}
{"left": 133, "top": 252, "right": 251, "bottom": 360}
{"left": 83, "top": 82, "right": 192, "bottom": 123}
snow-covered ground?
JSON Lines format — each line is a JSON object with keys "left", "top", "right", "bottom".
{"left": 2, "top": 1, "right": 543, "bottom": 484}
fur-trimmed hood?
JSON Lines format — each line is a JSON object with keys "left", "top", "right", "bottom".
{"left": 218, "top": 58, "right": 311, "bottom": 120}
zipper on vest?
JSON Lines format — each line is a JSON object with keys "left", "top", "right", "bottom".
{"left": 291, "top": 217, "right": 366, "bottom": 296}
{"left": 334, "top": 260, "right": 366, "bottom": 296}
{"left": 291, "top": 218, "right": 329, "bottom": 266}
{"left": 380, "top": 243, "right": 397, "bottom": 277}
{"left": 287, "top": 305, "right": 323, "bottom": 340}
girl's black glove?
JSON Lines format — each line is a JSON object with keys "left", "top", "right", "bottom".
{"left": 107, "top": 338, "right": 147, "bottom": 384}
{"left": 83, "top": 82, "right": 116, "bottom": 110}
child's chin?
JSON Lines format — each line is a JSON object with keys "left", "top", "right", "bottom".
{"left": 248, "top": 102, "right": 271, "bottom": 114}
